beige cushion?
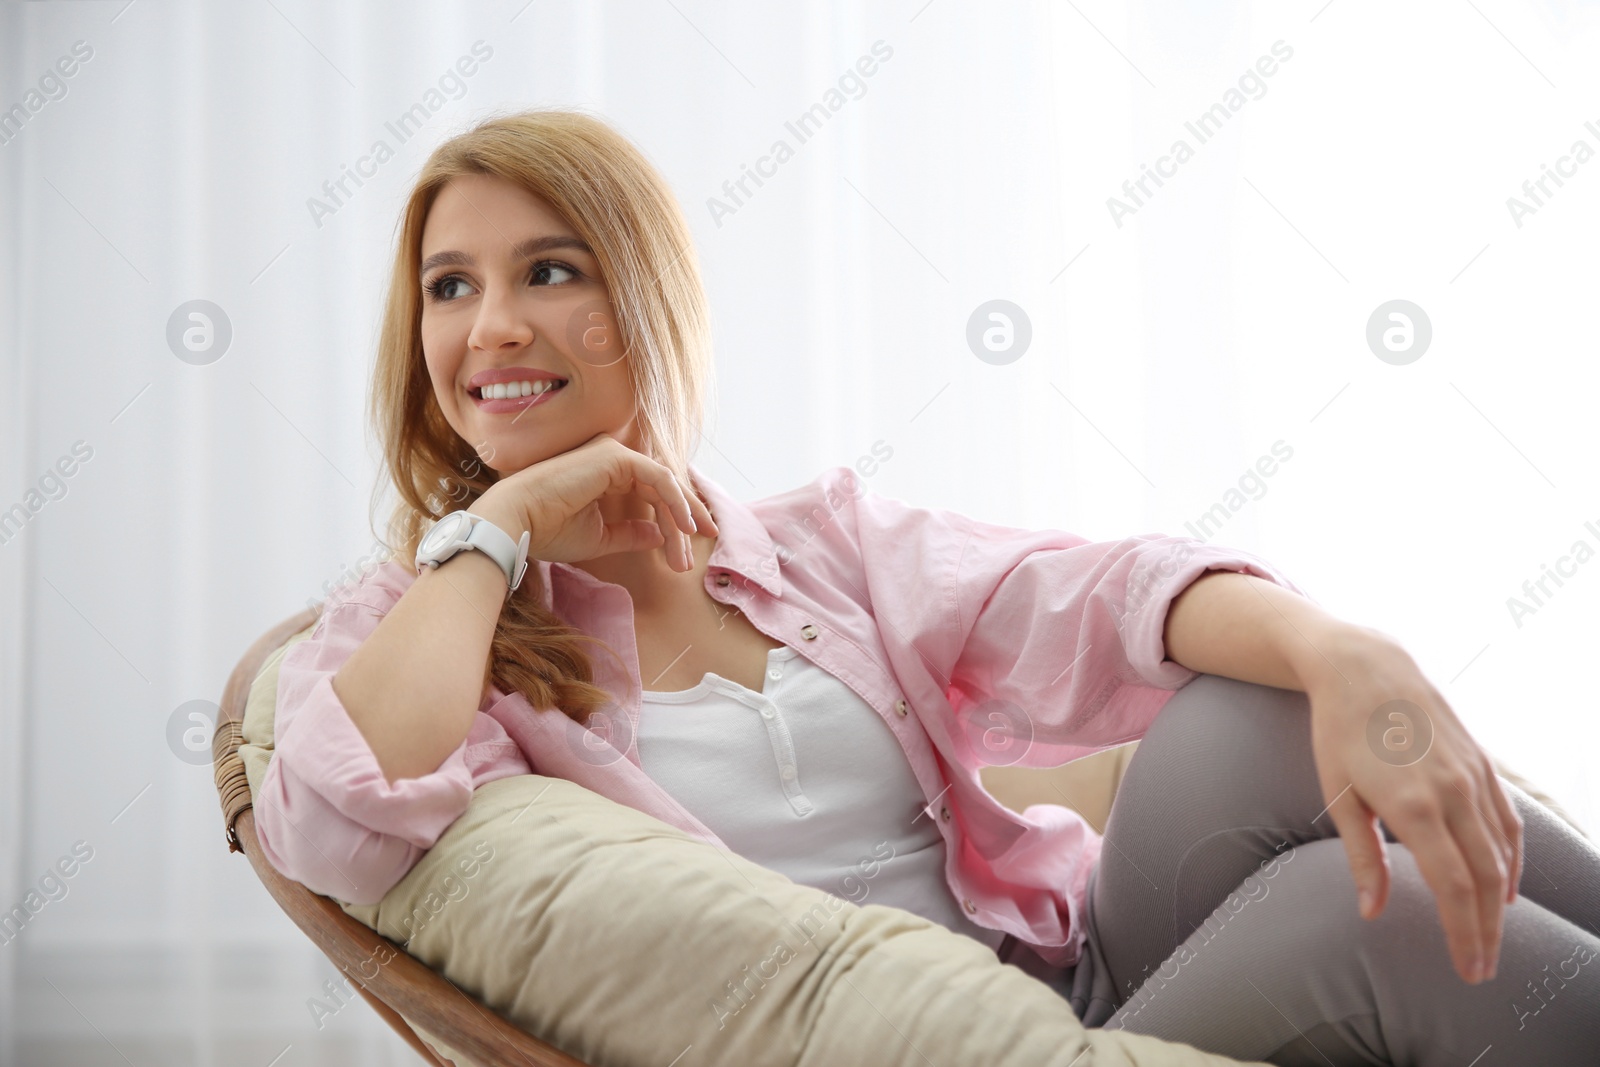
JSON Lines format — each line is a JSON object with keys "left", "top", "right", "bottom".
{"left": 244, "top": 623, "right": 1267, "bottom": 1067}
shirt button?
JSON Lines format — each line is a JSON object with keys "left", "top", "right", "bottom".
{"left": 760, "top": 707, "right": 774, "bottom": 719}
{"left": 781, "top": 766, "right": 796, "bottom": 781}
{"left": 767, "top": 667, "right": 782, "bottom": 681}
{"left": 800, "top": 624, "right": 819, "bottom": 640}
{"left": 894, "top": 699, "right": 908, "bottom": 717}
{"left": 715, "top": 574, "right": 731, "bottom": 586}
{"left": 939, "top": 803, "right": 951, "bottom": 822}
{"left": 962, "top": 898, "right": 978, "bottom": 915}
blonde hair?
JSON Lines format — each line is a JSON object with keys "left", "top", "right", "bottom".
{"left": 368, "top": 107, "right": 713, "bottom": 724}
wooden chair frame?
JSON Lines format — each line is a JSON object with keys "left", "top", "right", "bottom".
{"left": 213, "top": 606, "right": 590, "bottom": 1067}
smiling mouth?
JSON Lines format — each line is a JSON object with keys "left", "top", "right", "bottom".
{"left": 471, "top": 379, "right": 568, "bottom": 401}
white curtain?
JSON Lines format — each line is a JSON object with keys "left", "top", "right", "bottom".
{"left": 3, "top": 0, "right": 1597, "bottom": 1061}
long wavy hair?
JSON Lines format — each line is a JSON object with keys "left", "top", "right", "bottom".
{"left": 368, "top": 107, "right": 713, "bottom": 724}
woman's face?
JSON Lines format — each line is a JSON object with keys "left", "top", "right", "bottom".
{"left": 418, "top": 172, "right": 637, "bottom": 476}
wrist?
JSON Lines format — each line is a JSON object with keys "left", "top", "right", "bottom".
{"left": 1286, "top": 620, "right": 1406, "bottom": 694}
{"left": 417, "top": 497, "right": 531, "bottom": 597}
{"left": 467, "top": 490, "right": 528, "bottom": 540}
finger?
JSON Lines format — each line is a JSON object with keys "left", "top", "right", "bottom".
{"left": 1386, "top": 799, "right": 1485, "bottom": 983}
{"left": 1443, "top": 776, "right": 1509, "bottom": 980}
{"left": 649, "top": 498, "right": 687, "bottom": 571}
{"left": 1326, "top": 786, "right": 1390, "bottom": 919}
{"left": 593, "top": 519, "right": 665, "bottom": 559}
{"left": 600, "top": 438, "right": 715, "bottom": 538}
{"left": 632, "top": 460, "right": 699, "bottom": 537}
{"left": 1486, "top": 768, "right": 1525, "bottom": 906}
{"left": 1474, "top": 764, "right": 1517, "bottom": 898}
{"left": 686, "top": 485, "right": 719, "bottom": 537}
{"left": 592, "top": 439, "right": 692, "bottom": 537}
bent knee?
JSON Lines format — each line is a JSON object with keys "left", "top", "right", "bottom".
{"left": 1140, "top": 673, "right": 1311, "bottom": 761}
{"left": 1121, "top": 674, "right": 1316, "bottom": 818}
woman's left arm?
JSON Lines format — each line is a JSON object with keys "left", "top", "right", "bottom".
{"left": 1162, "top": 569, "right": 1524, "bottom": 987}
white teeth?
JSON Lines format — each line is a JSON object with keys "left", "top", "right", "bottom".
{"left": 481, "top": 379, "right": 561, "bottom": 400}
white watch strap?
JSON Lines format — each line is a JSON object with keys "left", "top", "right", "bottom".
{"left": 465, "top": 512, "right": 531, "bottom": 593}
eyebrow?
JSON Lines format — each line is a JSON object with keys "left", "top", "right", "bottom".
{"left": 418, "top": 234, "right": 593, "bottom": 280}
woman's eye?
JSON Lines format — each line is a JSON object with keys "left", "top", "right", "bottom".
{"left": 425, "top": 275, "right": 469, "bottom": 302}
{"left": 531, "top": 261, "right": 577, "bottom": 285}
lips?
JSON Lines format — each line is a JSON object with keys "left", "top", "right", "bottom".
{"left": 471, "top": 379, "right": 567, "bottom": 413}
{"left": 467, "top": 365, "right": 565, "bottom": 389}
{"left": 469, "top": 378, "right": 567, "bottom": 400}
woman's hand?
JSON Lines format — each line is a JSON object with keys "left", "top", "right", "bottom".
{"left": 1300, "top": 626, "right": 1524, "bottom": 986}
{"left": 474, "top": 432, "right": 718, "bottom": 573}
{"left": 1161, "top": 571, "right": 1523, "bottom": 986}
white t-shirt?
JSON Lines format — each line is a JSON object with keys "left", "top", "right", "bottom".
{"left": 637, "top": 643, "right": 1007, "bottom": 955}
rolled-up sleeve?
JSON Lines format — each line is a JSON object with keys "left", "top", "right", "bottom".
{"left": 255, "top": 594, "right": 531, "bottom": 904}
{"left": 849, "top": 477, "right": 1314, "bottom": 767}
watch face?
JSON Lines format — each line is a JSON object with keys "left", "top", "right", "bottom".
{"left": 422, "top": 512, "right": 468, "bottom": 554}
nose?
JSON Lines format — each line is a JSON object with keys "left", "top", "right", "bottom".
{"left": 465, "top": 278, "right": 534, "bottom": 355}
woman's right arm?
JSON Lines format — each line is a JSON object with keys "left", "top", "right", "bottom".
{"left": 330, "top": 491, "right": 528, "bottom": 785}
{"left": 256, "top": 437, "right": 715, "bottom": 899}
{"left": 254, "top": 526, "right": 534, "bottom": 904}
{"left": 331, "top": 435, "right": 715, "bottom": 783}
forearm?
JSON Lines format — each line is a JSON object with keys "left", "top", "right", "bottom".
{"left": 1160, "top": 569, "right": 1384, "bottom": 692}
{"left": 334, "top": 494, "right": 524, "bottom": 784}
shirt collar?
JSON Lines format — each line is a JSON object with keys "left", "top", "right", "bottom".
{"left": 530, "top": 460, "right": 783, "bottom": 612}
{"left": 690, "top": 461, "right": 783, "bottom": 598}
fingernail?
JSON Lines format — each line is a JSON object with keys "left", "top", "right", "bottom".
{"left": 1471, "top": 955, "right": 1486, "bottom": 983}
{"left": 1357, "top": 888, "right": 1374, "bottom": 918}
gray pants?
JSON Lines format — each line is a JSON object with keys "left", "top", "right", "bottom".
{"left": 1053, "top": 673, "right": 1600, "bottom": 1065}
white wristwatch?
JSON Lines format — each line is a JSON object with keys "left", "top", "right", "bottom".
{"left": 415, "top": 509, "right": 530, "bottom": 595}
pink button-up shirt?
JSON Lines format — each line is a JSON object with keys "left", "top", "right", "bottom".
{"left": 257, "top": 463, "right": 1309, "bottom": 967}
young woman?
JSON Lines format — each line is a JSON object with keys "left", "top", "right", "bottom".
{"left": 257, "top": 108, "right": 1600, "bottom": 1064}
